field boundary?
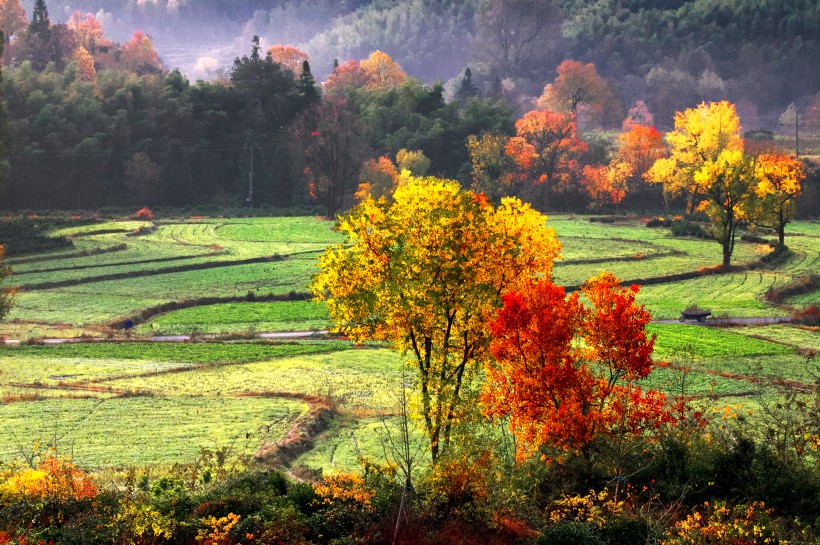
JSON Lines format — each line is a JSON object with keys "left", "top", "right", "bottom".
{"left": 14, "top": 251, "right": 224, "bottom": 276}
{"left": 107, "top": 291, "right": 313, "bottom": 328}
{"left": 14, "top": 254, "right": 286, "bottom": 291}
{"left": 251, "top": 391, "right": 336, "bottom": 469}
{"left": 5, "top": 244, "right": 128, "bottom": 265}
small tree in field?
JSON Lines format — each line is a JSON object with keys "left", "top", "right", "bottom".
{"left": 312, "top": 175, "right": 561, "bottom": 461}
{"left": 746, "top": 153, "right": 806, "bottom": 246}
{"left": 482, "top": 272, "right": 673, "bottom": 462}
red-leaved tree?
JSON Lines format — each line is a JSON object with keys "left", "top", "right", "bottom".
{"left": 482, "top": 272, "right": 673, "bottom": 462}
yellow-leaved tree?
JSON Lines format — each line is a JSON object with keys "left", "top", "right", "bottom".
{"left": 647, "top": 101, "right": 756, "bottom": 267}
{"left": 747, "top": 153, "right": 806, "bottom": 246}
{"left": 647, "top": 100, "right": 742, "bottom": 212}
{"left": 312, "top": 175, "right": 561, "bottom": 460}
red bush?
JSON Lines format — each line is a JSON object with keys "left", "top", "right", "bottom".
{"left": 135, "top": 207, "right": 154, "bottom": 220}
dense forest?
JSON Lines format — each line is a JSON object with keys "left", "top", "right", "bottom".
{"left": 0, "top": 0, "right": 818, "bottom": 212}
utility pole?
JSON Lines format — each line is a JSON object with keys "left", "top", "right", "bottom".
{"left": 795, "top": 110, "right": 799, "bottom": 158}
{"left": 247, "top": 146, "right": 254, "bottom": 206}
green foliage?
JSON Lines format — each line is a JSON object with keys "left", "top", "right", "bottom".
{"left": 669, "top": 219, "right": 710, "bottom": 239}
{"left": 0, "top": 216, "right": 81, "bottom": 256}
{"left": 536, "top": 522, "right": 605, "bottom": 545}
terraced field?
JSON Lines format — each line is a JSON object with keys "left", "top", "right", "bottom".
{"left": 0, "top": 214, "right": 817, "bottom": 473}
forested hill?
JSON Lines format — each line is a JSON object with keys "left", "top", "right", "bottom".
{"left": 27, "top": 0, "right": 820, "bottom": 116}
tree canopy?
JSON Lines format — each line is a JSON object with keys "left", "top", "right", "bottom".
{"left": 312, "top": 175, "right": 561, "bottom": 460}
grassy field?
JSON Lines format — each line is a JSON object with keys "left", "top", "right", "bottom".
{"left": 1, "top": 396, "right": 307, "bottom": 467}
{"left": 2, "top": 215, "right": 817, "bottom": 335}
{"left": 0, "top": 214, "right": 817, "bottom": 473}
{"left": 134, "top": 301, "right": 330, "bottom": 335}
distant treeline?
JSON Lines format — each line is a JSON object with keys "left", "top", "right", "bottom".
{"left": 18, "top": 0, "right": 820, "bottom": 118}
{"left": 0, "top": 0, "right": 819, "bottom": 213}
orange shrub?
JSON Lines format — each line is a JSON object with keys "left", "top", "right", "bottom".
{"left": 0, "top": 455, "right": 97, "bottom": 501}
{"left": 135, "top": 207, "right": 154, "bottom": 220}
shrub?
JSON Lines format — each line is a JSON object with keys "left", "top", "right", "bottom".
{"left": 0, "top": 456, "right": 97, "bottom": 502}
{"left": 793, "top": 304, "right": 820, "bottom": 326}
{"left": 663, "top": 501, "right": 786, "bottom": 545}
{"left": 135, "top": 207, "right": 154, "bottom": 220}
{"left": 669, "top": 219, "right": 709, "bottom": 238}
{"left": 645, "top": 217, "right": 672, "bottom": 228}
{"left": 536, "top": 521, "right": 604, "bottom": 545}
{"left": 740, "top": 233, "right": 771, "bottom": 244}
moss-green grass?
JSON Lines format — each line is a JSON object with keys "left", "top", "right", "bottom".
{"left": 648, "top": 324, "right": 794, "bottom": 359}
{"left": 103, "top": 348, "right": 404, "bottom": 413}
{"left": 135, "top": 301, "right": 330, "bottom": 335}
{"left": 3, "top": 340, "right": 347, "bottom": 364}
{"left": 0, "top": 396, "right": 306, "bottom": 467}
{"left": 727, "top": 324, "right": 820, "bottom": 352}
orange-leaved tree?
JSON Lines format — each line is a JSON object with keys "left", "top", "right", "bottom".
{"left": 747, "top": 153, "right": 806, "bottom": 246}
{"left": 119, "top": 30, "right": 161, "bottom": 75}
{"left": 360, "top": 50, "right": 407, "bottom": 89}
{"left": 537, "top": 60, "right": 607, "bottom": 116}
{"left": 482, "top": 272, "right": 672, "bottom": 461}
{"left": 312, "top": 175, "right": 561, "bottom": 460}
{"left": 66, "top": 11, "right": 108, "bottom": 51}
{"left": 323, "top": 60, "right": 371, "bottom": 98}
{"left": 355, "top": 155, "right": 399, "bottom": 202}
{"left": 505, "top": 108, "right": 587, "bottom": 208}
{"left": 616, "top": 124, "right": 666, "bottom": 210}
{"left": 267, "top": 44, "right": 309, "bottom": 76}
{"left": 581, "top": 160, "right": 632, "bottom": 208}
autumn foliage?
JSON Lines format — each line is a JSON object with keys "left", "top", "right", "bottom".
{"left": 505, "top": 109, "right": 587, "bottom": 203}
{"left": 355, "top": 155, "right": 399, "bottom": 202}
{"left": 267, "top": 44, "right": 309, "bottom": 76}
{"left": 313, "top": 176, "right": 561, "bottom": 459}
{"left": 482, "top": 272, "right": 672, "bottom": 459}
{"left": 134, "top": 207, "right": 154, "bottom": 220}
{"left": 537, "top": 60, "right": 607, "bottom": 115}
{"left": 581, "top": 160, "right": 631, "bottom": 206}
{"left": 0, "top": 455, "right": 97, "bottom": 501}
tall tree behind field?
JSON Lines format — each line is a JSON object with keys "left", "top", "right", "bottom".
{"left": 474, "top": 0, "right": 563, "bottom": 80}
{"left": 0, "top": 33, "right": 10, "bottom": 201}
{"left": 0, "top": 0, "right": 27, "bottom": 44}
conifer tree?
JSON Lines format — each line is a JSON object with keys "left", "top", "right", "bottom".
{"left": 29, "top": 0, "right": 49, "bottom": 34}
{"left": 297, "top": 60, "right": 320, "bottom": 106}
{"left": 456, "top": 66, "right": 478, "bottom": 104}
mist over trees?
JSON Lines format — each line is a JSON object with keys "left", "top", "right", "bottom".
{"left": 0, "top": 0, "right": 817, "bottom": 213}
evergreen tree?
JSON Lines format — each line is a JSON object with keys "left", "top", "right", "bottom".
{"left": 297, "top": 60, "right": 320, "bottom": 107}
{"left": 250, "top": 35, "right": 260, "bottom": 62}
{"left": 456, "top": 66, "right": 479, "bottom": 104}
{"left": 29, "top": 0, "right": 50, "bottom": 34}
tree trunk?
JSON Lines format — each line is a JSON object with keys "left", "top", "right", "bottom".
{"left": 722, "top": 239, "right": 732, "bottom": 268}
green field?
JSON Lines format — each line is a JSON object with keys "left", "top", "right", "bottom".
{"left": 2, "top": 215, "right": 817, "bottom": 335}
{"left": 0, "top": 214, "right": 818, "bottom": 473}
{"left": 134, "top": 300, "right": 330, "bottom": 335}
